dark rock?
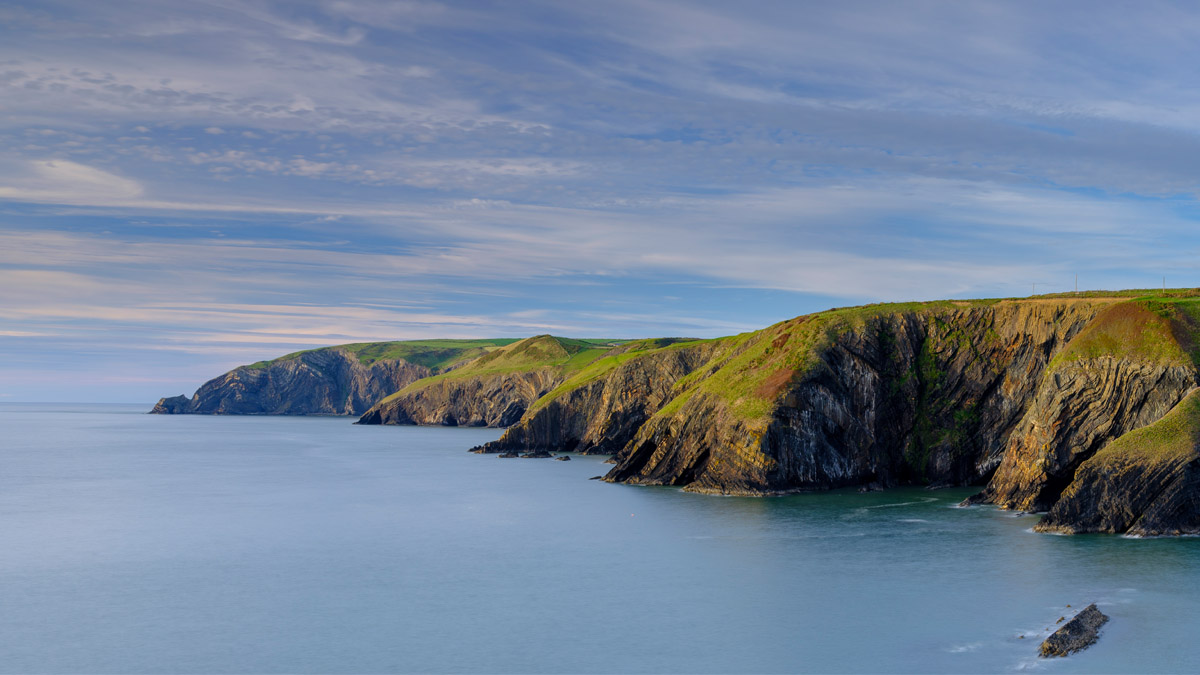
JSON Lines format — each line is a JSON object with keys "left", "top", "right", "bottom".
{"left": 150, "top": 395, "right": 190, "bottom": 414}
{"left": 554, "top": 455, "right": 571, "bottom": 461}
{"left": 1035, "top": 390, "right": 1200, "bottom": 536}
{"left": 520, "top": 451, "right": 553, "bottom": 458}
{"left": 151, "top": 348, "right": 431, "bottom": 416}
{"left": 857, "top": 482, "right": 884, "bottom": 493}
{"left": 589, "top": 475, "right": 603, "bottom": 480}
{"left": 359, "top": 369, "right": 561, "bottom": 429}
{"left": 1039, "top": 604, "right": 1108, "bottom": 657}
{"left": 498, "top": 452, "right": 520, "bottom": 458}
{"left": 608, "top": 302, "right": 1101, "bottom": 494}
{"left": 475, "top": 341, "right": 724, "bottom": 457}
{"left": 980, "top": 356, "right": 1193, "bottom": 512}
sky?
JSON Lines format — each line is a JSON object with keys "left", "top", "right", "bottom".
{"left": 5, "top": 1, "right": 1200, "bottom": 402}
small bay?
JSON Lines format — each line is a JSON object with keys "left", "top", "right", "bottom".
{"left": 1, "top": 403, "right": 1197, "bottom": 673}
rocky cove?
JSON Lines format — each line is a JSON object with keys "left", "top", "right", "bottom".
{"left": 154, "top": 292, "right": 1200, "bottom": 537}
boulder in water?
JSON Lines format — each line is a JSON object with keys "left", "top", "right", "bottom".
{"left": 1039, "top": 604, "right": 1108, "bottom": 657}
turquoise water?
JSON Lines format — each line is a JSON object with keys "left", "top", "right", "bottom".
{"left": 2, "top": 404, "right": 1199, "bottom": 673}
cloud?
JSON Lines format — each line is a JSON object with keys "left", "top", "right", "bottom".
{"left": 8, "top": 1, "right": 1200, "bottom": 402}
{"left": 0, "top": 160, "right": 143, "bottom": 204}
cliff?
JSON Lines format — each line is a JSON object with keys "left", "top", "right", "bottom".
{"left": 154, "top": 290, "right": 1200, "bottom": 535}
{"left": 606, "top": 300, "right": 1106, "bottom": 493}
{"left": 356, "top": 336, "right": 629, "bottom": 427}
{"left": 1035, "top": 388, "right": 1200, "bottom": 536}
{"left": 473, "top": 338, "right": 723, "bottom": 454}
{"left": 150, "top": 339, "right": 518, "bottom": 416}
{"left": 475, "top": 292, "right": 1200, "bottom": 535}
{"left": 974, "top": 301, "right": 1197, "bottom": 511}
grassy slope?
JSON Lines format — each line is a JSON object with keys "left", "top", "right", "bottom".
{"left": 652, "top": 299, "right": 1004, "bottom": 423}
{"left": 1064, "top": 388, "right": 1200, "bottom": 483}
{"left": 528, "top": 337, "right": 712, "bottom": 412}
{"left": 1049, "top": 296, "right": 1200, "bottom": 370}
{"left": 521, "top": 292, "right": 1200, "bottom": 430}
{"left": 245, "top": 339, "right": 522, "bottom": 371}
{"left": 378, "top": 335, "right": 629, "bottom": 404}
{"left": 522, "top": 299, "right": 1010, "bottom": 425}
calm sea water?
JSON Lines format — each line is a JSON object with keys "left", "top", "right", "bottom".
{"left": 2, "top": 403, "right": 1199, "bottom": 673}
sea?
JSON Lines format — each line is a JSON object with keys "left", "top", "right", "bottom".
{"left": 2, "top": 402, "right": 1198, "bottom": 673}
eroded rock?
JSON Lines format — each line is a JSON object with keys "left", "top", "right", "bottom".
{"left": 1039, "top": 604, "right": 1108, "bottom": 657}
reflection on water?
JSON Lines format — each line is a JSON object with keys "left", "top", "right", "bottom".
{"left": 1, "top": 403, "right": 1198, "bottom": 673}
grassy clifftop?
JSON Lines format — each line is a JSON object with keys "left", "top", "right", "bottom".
{"left": 1048, "top": 297, "right": 1200, "bottom": 369}
{"left": 246, "top": 338, "right": 521, "bottom": 371}
{"left": 377, "top": 335, "right": 628, "bottom": 403}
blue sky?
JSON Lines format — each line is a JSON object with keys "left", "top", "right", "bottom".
{"left": 4, "top": 1, "right": 1200, "bottom": 402}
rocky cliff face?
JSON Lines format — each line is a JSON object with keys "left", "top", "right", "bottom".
{"left": 977, "top": 357, "right": 1194, "bottom": 512}
{"left": 151, "top": 348, "right": 431, "bottom": 416}
{"left": 355, "top": 335, "right": 630, "bottom": 429}
{"left": 152, "top": 293, "right": 1200, "bottom": 535}
{"left": 1035, "top": 388, "right": 1200, "bottom": 536}
{"left": 357, "top": 368, "right": 561, "bottom": 427}
{"left": 468, "top": 296, "right": 1200, "bottom": 535}
{"left": 608, "top": 302, "right": 1102, "bottom": 494}
{"left": 473, "top": 341, "right": 724, "bottom": 455}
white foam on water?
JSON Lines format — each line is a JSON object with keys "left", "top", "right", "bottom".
{"left": 863, "top": 497, "right": 939, "bottom": 509}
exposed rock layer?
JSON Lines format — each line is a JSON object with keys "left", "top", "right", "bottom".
{"left": 357, "top": 368, "right": 562, "bottom": 427}
{"left": 607, "top": 302, "right": 1105, "bottom": 494}
{"left": 153, "top": 294, "right": 1200, "bottom": 536}
{"left": 1039, "top": 604, "right": 1109, "bottom": 657}
{"left": 151, "top": 348, "right": 431, "bottom": 416}
{"left": 473, "top": 298, "right": 1200, "bottom": 534}
{"left": 1036, "top": 389, "right": 1200, "bottom": 535}
{"left": 475, "top": 341, "right": 724, "bottom": 454}
{"left": 980, "top": 358, "right": 1194, "bottom": 512}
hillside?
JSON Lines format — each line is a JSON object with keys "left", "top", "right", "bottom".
{"left": 150, "top": 339, "right": 519, "bottom": 416}
{"left": 152, "top": 290, "right": 1200, "bottom": 535}
{"left": 356, "top": 335, "right": 656, "bottom": 427}
{"left": 474, "top": 290, "right": 1200, "bottom": 535}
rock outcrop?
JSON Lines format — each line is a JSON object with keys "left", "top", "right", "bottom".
{"left": 357, "top": 368, "right": 561, "bottom": 427}
{"left": 1039, "top": 604, "right": 1109, "bottom": 657}
{"left": 151, "top": 347, "right": 433, "bottom": 416}
{"left": 975, "top": 302, "right": 1198, "bottom": 511}
{"left": 464, "top": 295, "right": 1200, "bottom": 536}
{"left": 151, "top": 395, "right": 191, "bottom": 414}
{"left": 152, "top": 339, "right": 519, "bottom": 416}
{"left": 604, "top": 301, "right": 1103, "bottom": 493}
{"left": 473, "top": 340, "right": 723, "bottom": 455}
{"left": 356, "top": 335, "right": 627, "bottom": 428}
{"left": 1035, "top": 389, "right": 1200, "bottom": 535}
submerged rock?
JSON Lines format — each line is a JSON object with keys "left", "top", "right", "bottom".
{"left": 1039, "top": 604, "right": 1108, "bottom": 657}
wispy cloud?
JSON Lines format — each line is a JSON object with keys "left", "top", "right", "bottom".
{"left": 6, "top": 1, "right": 1200, "bottom": 401}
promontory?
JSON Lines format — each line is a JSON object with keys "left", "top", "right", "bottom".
{"left": 155, "top": 289, "right": 1200, "bottom": 536}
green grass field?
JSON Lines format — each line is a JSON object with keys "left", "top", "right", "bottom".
{"left": 377, "top": 335, "right": 634, "bottom": 404}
